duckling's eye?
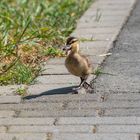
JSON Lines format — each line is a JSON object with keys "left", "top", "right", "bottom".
{"left": 69, "top": 40, "right": 77, "bottom": 45}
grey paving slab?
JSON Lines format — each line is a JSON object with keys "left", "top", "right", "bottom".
{"left": 77, "top": 34, "right": 115, "bottom": 41}
{"left": 97, "top": 0, "right": 135, "bottom": 4}
{"left": 80, "top": 45, "right": 107, "bottom": 55}
{"left": 95, "top": 4, "right": 133, "bottom": 10}
{"left": 0, "top": 133, "right": 46, "bottom": 140}
{"left": 67, "top": 100, "right": 140, "bottom": 109}
{"left": 8, "top": 125, "right": 94, "bottom": 133}
{"left": 0, "top": 102, "right": 63, "bottom": 111}
{"left": 84, "top": 10, "right": 130, "bottom": 16}
{"left": 27, "top": 84, "right": 76, "bottom": 96}
{"left": 53, "top": 133, "right": 138, "bottom": 140}
{"left": 0, "top": 111, "right": 16, "bottom": 118}
{"left": 0, "top": 118, "right": 54, "bottom": 125}
{"left": 24, "top": 92, "right": 99, "bottom": 102}
{"left": 77, "top": 21, "right": 124, "bottom": 28}
{"left": 74, "top": 27, "right": 119, "bottom": 35}
{"left": 36, "top": 75, "right": 79, "bottom": 84}
{"left": 18, "top": 109, "right": 98, "bottom": 117}
{"left": 18, "top": 108, "right": 140, "bottom": 118}
{"left": 98, "top": 125, "right": 140, "bottom": 133}
{"left": 79, "top": 41, "right": 110, "bottom": 49}
{"left": 23, "top": 92, "right": 140, "bottom": 103}
{"left": 41, "top": 64, "right": 69, "bottom": 75}
{"left": 106, "top": 93, "right": 140, "bottom": 101}
{"left": 58, "top": 117, "right": 139, "bottom": 125}
{"left": 104, "top": 108, "right": 140, "bottom": 117}
{"left": 79, "top": 15, "right": 126, "bottom": 25}
{"left": 46, "top": 58, "right": 65, "bottom": 65}
{"left": 0, "top": 126, "right": 6, "bottom": 133}
{"left": 0, "top": 96, "right": 21, "bottom": 104}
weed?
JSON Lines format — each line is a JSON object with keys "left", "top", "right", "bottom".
{"left": 15, "top": 86, "right": 28, "bottom": 96}
{"left": 94, "top": 68, "right": 103, "bottom": 76}
{"left": 93, "top": 68, "right": 116, "bottom": 76}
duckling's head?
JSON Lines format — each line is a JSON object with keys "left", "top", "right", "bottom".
{"left": 63, "top": 37, "right": 79, "bottom": 54}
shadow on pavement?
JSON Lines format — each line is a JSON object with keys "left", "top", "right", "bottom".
{"left": 23, "top": 86, "right": 76, "bottom": 100}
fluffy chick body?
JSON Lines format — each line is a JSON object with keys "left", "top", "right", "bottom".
{"left": 64, "top": 37, "right": 93, "bottom": 90}
{"left": 65, "top": 51, "right": 92, "bottom": 78}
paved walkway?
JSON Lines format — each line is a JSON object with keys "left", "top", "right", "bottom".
{"left": 0, "top": 0, "right": 138, "bottom": 139}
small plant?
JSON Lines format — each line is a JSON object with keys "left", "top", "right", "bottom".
{"left": 42, "top": 47, "right": 65, "bottom": 57}
{"left": 15, "top": 86, "right": 28, "bottom": 96}
{"left": 94, "top": 68, "right": 103, "bottom": 76}
{"left": 93, "top": 68, "right": 116, "bottom": 76}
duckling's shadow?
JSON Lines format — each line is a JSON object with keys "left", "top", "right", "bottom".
{"left": 23, "top": 86, "right": 76, "bottom": 100}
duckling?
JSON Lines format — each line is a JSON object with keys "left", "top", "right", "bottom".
{"left": 63, "top": 36, "right": 93, "bottom": 92}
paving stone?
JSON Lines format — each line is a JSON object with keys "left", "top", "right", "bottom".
{"left": 41, "top": 64, "right": 69, "bottom": 75}
{"left": 94, "top": 4, "right": 132, "bottom": 10}
{"left": 19, "top": 109, "right": 98, "bottom": 117}
{"left": 104, "top": 108, "right": 140, "bottom": 117}
{"left": 74, "top": 27, "right": 119, "bottom": 35}
{"left": 77, "top": 21, "right": 123, "bottom": 28}
{"left": 98, "top": 0, "right": 135, "bottom": 5}
{"left": 79, "top": 41, "right": 110, "bottom": 49}
{"left": 0, "top": 111, "right": 15, "bottom": 118}
{"left": 0, "top": 118, "right": 54, "bottom": 125}
{"left": 24, "top": 93, "right": 140, "bottom": 103}
{"left": 58, "top": 117, "right": 140, "bottom": 125}
{"left": 77, "top": 34, "right": 114, "bottom": 41}
{"left": 98, "top": 125, "right": 140, "bottom": 133}
{"left": 80, "top": 45, "right": 108, "bottom": 56}
{"left": 8, "top": 125, "right": 94, "bottom": 133}
{"left": 79, "top": 15, "right": 125, "bottom": 25}
{"left": 0, "top": 102, "right": 63, "bottom": 111}
{"left": 24, "top": 93, "right": 98, "bottom": 103}
{"left": 67, "top": 100, "right": 140, "bottom": 109}
{"left": 18, "top": 107, "right": 140, "bottom": 118}
{"left": 27, "top": 84, "right": 76, "bottom": 96}
{"left": 78, "top": 17, "right": 124, "bottom": 25}
{"left": 107, "top": 93, "right": 140, "bottom": 101}
{"left": 0, "top": 96, "right": 21, "bottom": 104}
{"left": 36, "top": 75, "right": 79, "bottom": 84}
{"left": 0, "top": 126, "right": 6, "bottom": 133}
{"left": 0, "top": 133, "right": 46, "bottom": 140}
{"left": 53, "top": 133, "right": 138, "bottom": 140}
{"left": 84, "top": 10, "right": 129, "bottom": 16}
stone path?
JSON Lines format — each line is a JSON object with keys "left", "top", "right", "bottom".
{"left": 0, "top": 0, "right": 138, "bottom": 139}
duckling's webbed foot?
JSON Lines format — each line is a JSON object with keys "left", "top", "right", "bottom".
{"left": 72, "top": 78, "right": 85, "bottom": 93}
{"left": 80, "top": 77, "right": 93, "bottom": 89}
{"left": 72, "top": 77, "right": 93, "bottom": 93}
{"left": 83, "top": 82, "right": 92, "bottom": 89}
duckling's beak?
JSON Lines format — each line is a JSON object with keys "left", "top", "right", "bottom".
{"left": 62, "top": 45, "right": 71, "bottom": 54}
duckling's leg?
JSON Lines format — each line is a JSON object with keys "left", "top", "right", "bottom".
{"left": 72, "top": 77, "right": 88, "bottom": 91}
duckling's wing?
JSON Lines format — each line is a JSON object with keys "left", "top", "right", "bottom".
{"left": 81, "top": 55, "right": 92, "bottom": 68}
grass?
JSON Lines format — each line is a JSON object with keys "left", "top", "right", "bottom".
{"left": 94, "top": 68, "right": 116, "bottom": 76}
{"left": 15, "top": 86, "right": 28, "bottom": 96}
{"left": 0, "top": 0, "right": 93, "bottom": 85}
